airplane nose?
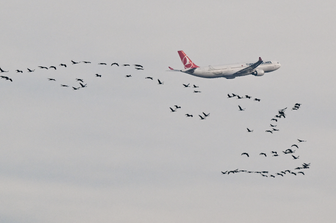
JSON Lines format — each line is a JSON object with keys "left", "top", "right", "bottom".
{"left": 276, "top": 62, "right": 281, "bottom": 70}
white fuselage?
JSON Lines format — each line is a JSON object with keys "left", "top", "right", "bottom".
{"left": 185, "top": 61, "right": 281, "bottom": 79}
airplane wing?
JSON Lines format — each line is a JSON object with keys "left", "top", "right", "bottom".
{"left": 233, "top": 57, "right": 263, "bottom": 76}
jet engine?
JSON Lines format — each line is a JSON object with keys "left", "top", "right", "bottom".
{"left": 253, "top": 69, "right": 265, "bottom": 76}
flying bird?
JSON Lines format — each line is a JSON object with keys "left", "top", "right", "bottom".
{"left": 259, "top": 153, "right": 267, "bottom": 157}
{"left": 27, "top": 68, "right": 35, "bottom": 72}
{"left": 61, "top": 84, "right": 68, "bottom": 87}
{"left": 241, "top": 153, "right": 249, "bottom": 157}
{"left": 76, "top": 78, "right": 84, "bottom": 82}
{"left": 271, "top": 118, "right": 278, "bottom": 122}
{"left": 183, "top": 83, "right": 190, "bottom": 87}
{"left": 39, "top": 66, "right": 48, "bottom": 69}
{"left": 254, "top": 98, "right": 261, "bottom": 102}
{"left": 199, "top": 115, "right": 205, "bottom": 120}
{"left": 174, "top": 105, "right": 181, "bottom": 109}
{"left": 193, "top": 84, "right": 199, "bottom": 88}
{"left": 202, "top": 112, "right": 210, "bottom": 117}
{"left": 81, "top": 61, "right": 91, "bottom": 63}
{"left": 125, "top": 75, "right": 132, "bottom": 77}
{"left": 238, "top": 105, "right": 245, "bottom": 111}
{"left": 185, "top": 114, "right": 193, "bottom": 117}
{"left": 49, "top": 66, "right": 57, "bottom": 70}
{"left": 297, "top": 139, "right": 306, "bottom": 143}
{"left": 95, "top": 74, "right": 102, "bottom": 77}
{"left": 291, "top": 144, "right": 299, "bottom": 148}
{"left": 59, "top": 63, "right": 67, "bottom": 67}
{"left": 79, "top": 82, "right": 87, "bottom": 88}
{"left": 72, "top": 86, "right": 80, "bottom": 90}
{"left": 292, "top": 155, "right": 299, "bottom": 160}
{"left": 193, "top": 90, "right": 201, "bottom": 93}
{"left": 123, "top": 64, "right": 130, "bottom": 66}
{"left": 0, "top": 67, "right": 9, "bottom": 72}
{"left": 111, "top": 63, "right": 119, "bottom": 66}
{"left": 169, "top": 107, "right": 176, "bottom": 112}
{"left": 157, "top": 79, "right": 164, "bottom": 85}
{"left": 98, "top": 62, "right": 107, "bottom": 65}
{"left": 145, "top": 76, "right": 153, "bottom": 80}
{"left": 48, "top": 78, "right": 56, "bottom": 81}
{"left": 71, "top": 60, "right": 79, "bottom": 64}
{"left": 247, "top": 128, "right": 253, "bottom": 132}
{"left": 16, "top": 70, "right": 23, "bottom": 73}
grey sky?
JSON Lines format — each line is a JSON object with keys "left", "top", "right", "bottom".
{"left": 0, "top": 0, "right": 335, "bottom": 222}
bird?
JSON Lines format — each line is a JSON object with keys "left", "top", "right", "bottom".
{"left": 111, "top": 62, "right": 119, "bottom": 66}
{"left": 125, "top": 75, "right": 132, "bottom": 77}
{"left": 291, "top": 144, "right": 299, "bottom": 148}
{"left": 202, "top": 112, "right": 210, "bottom": 117}
{"left": 72, "top": 86, "right": 80, "bottom": 90}
{"left": 292, "top": 155, "right": 299, "bottom": 160}
{"left": 134, "top": 64, "right": 143, "bottom": 68}
{"left": 241, "top": 153, "right": 249, "bottom": 157}
{"left": 199, "top": 115, "right": 205, "bottom": 120}
{"left": 265, "top": 130, "right": 273, "bottom": 134}
{"left": 237, "top": 95, "right": 243, "bottom": 99}
{"left": 123, "top": 64, "right": 130, "bottom": 66}
{"left": 27, "top": 68, "right": 35, "bottom": 72}
{"left": 135, "top": 67, "right": 144, "bottom": 70}
{"left": 16, "top": 70, "right": 23, "bottom": 73}
{"left": 245, "top": 95, "right": 251, "bottom": 99}
{"left": 238, "top": 105, "right": 245, "bottom": 111}
{"left": 157, "top": 79, "right": 164, "bottom": 85}
{"left": 270, "top": 175, "right": 275, "bottom": 178}
{"left": 61, "top": 84, "right": 68, "bottom": 87}
{"left": 272, "top": 151, "right": 279, "bottom": 157}
{"left": 95, "top": 74, "right": 102, "bottom": 77}
{"left": 259, "top": 153, "right": 267, "bottom": 157}
{"left": 297, "top": 171, "right": 305, "bottom": 175}
{"left": 169, "top": 107, "right": 176, "bottom": 112}
{"left": 145, "top": 76, "right": 153, "bottom": 80}
{"left": 49, "top": 66, "right": 57, "bottom": 70}
{"left": 81, "top": 61, "right": 91, "bottom": 63}
{"left": 59, "top": 63, "right": 67, "bottom": 67}
{"left": 290, "top": 172, "right": 297, "bottom": 176}
{"left": 39, "top": 66, "right": 48, "bottom": 69}
{"left": 183, "top": 83, "right": 190, "bottom": 87}
{"left": 221, "top": 171, "right": 227, "bottom": 174}
{"left": 276, "top": 173, "right": 284, "bottom": 177}
{"left": 271, "top": 118, "right": 278, "bottom": 122}
{"left": 98, "top": 62, "right": 107, "bottom": 65}
{"left": 185, "top": 114, "right": 193, "bottom": 117}
{"left": 270, "top": 124, "right": 277, "bottom": 127}
{"left": 297, "top": 139, "right": 306, "bottom": 143}
{"left": 254, "top": 98, "right": 261, "bottom": 102}
{"left": 71, "top": 60, "right": 79, "bottom": 64}
{"left": 247, "top": 128, "right": 253, "bottom": 132}
{"left": 1, "top": 76, "right": 12, "bottom": 82}
{"left": 272, "top": 128, "right": 279, "bottom": 131}
{"left": 0, "top": 67, "right": 9, "bottom": 72}
{"left": 48, "top": 78, "right": 56, "bottom": 81}
{"left": 193, "top": 90, "right": 201, "bottom": 93}
{"left": 227, "top": 94, "right": 234, "bottom": 98}
{"left": 193, "top": 84, "right": 199, "bottom": 88}
{"left": 174, "top": 105, "right": 181, "bottom": 109}
{"left": 76, "top": 78, "right": 84, "bottom": 82}
{"left": 79, "top": 82, "right": 87, "bottom": 88}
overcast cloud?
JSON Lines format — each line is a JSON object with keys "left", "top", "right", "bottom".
{"left": 0, "top": 0, "right": 335, "bottom": 222}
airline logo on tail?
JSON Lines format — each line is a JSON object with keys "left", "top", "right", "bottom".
{"left": 178, "top": 50, "right": 199, "bottom": 69}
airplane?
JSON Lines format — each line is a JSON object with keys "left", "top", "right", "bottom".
{"left": 169, "top": 50, "right": 281, "bottom": 79}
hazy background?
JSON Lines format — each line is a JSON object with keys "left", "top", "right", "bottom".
{"left": 0, "top": 0, "right": 335, "bottom": 222}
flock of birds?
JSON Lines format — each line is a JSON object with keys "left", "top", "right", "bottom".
{"left": 1, "top": 59, "right": 309, "bottom": 179}
{"left": 221, "top": 99, "right": 309, "bottom": 178}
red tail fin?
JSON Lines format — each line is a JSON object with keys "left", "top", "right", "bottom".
{"left": 178, "top": 50, "right": 199, "bottom": 69}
